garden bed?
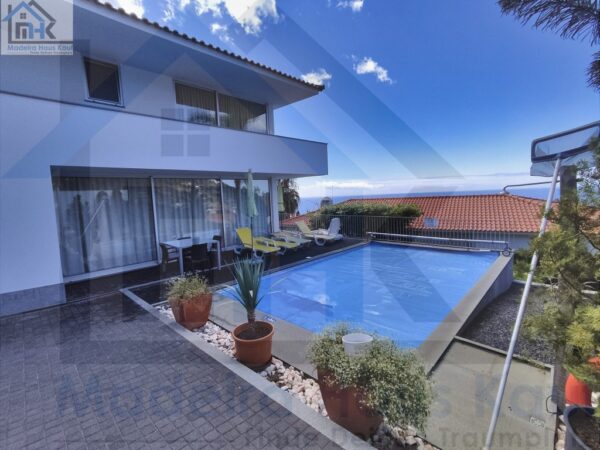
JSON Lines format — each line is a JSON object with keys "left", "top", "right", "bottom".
{"left": 460, "top": 283, "right": 555, "bottom": 364}
{"left": 156, "top": 304, "right": 438, "bottom": 449}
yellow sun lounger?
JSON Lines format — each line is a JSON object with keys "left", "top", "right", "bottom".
{"left": 236, "top": 228, "right": 281, "bottom": 254}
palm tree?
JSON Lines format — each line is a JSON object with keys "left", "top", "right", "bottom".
{"left": 499, "top": 0, "right": 600, "bottom": 89}
{"left": 280, "top": 179, "right": 300, "bottom": 215}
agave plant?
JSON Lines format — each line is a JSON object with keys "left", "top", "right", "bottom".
{"left": 230, "top": 258, "right": 264, "bottom": 323}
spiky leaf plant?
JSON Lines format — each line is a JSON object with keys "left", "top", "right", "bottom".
{"left": 230, "top": 258, "right": 264, "bottom": 323}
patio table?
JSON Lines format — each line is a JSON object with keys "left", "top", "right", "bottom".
{"left": 162, "top": 237, "right": 222, "bottom": 275}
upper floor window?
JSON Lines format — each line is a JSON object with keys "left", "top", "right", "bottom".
{"left": 175, "top": 83, "right": 217, "bottom": 126}
{"left": 218, "top": 94, "right": 267, "bottom": 133}
{"left": 84, "top": 58, "right": 121, "bottom": 105}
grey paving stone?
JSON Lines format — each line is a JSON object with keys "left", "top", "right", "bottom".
{"left": 0, "top": 294, "right": 341, "bottom": 449}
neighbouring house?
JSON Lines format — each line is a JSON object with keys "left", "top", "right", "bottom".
{"left": 0, "top": 0, "right": 328, "bottom": 315}
{"left": 283, "top": 194, "right": 547, "bottom": 250}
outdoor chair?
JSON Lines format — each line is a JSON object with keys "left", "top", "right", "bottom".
{"left": 160, "top": 243, "right": 180, "bottom": 274}
{"left": 296, "top": 218, "right": 343, "bottom": 246}
{"left": 235, "top": 227, "right": 284, "bottom": 256}
{"left": 272, "top": 230, "right": 312, "bottom": 246}
{"left": 190, "top": 243, "right": 211, "bottom": 273}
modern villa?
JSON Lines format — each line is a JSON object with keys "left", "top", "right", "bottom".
{"left": 1, "top": 2, "right": 596, "bottom": 450}
{"left": 0, "top": 0, "right": 327, "bottom": 316}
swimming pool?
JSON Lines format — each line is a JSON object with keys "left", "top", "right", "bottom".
{"left": 220, "top": 243, "right": 500, "bottom": 348}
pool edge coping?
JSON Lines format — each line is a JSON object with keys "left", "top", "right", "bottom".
{"left": 120, "top": 286, "right": 372, "bottom": 450}
{"left": 419, "top": 253, "right": 514, "bottom": 372}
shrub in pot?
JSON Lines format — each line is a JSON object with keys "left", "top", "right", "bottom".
{"left": 562, "top": 306, "right": 599, "bottom": 450}
{"left": 307, "top": 323, "right": 433, "bottom": 439}
{"left": 167, "top": 275, "right": 212, "bottom": 330}
{"left": 230, "top": 258, "right": 274, "bottom": 369}
{"left": 520, "top": 139, "right": 599, "bottom": 449}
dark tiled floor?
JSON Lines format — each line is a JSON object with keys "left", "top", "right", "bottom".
{"left": 0, "top": 294, "right": 340, "bottom": 449}
{"left": 74, "top": 239, "right": 364, "bottom": 305}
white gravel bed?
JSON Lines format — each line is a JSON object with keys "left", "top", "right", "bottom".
{"left": 156, "top": 304, "right": 438, "bottom": 449}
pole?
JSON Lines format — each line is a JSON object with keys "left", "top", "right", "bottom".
{"left": 483, "top": 157, "right": 562, "bottom": 450}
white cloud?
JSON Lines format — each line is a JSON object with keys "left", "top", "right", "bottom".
{"left": 210, "top": 22, "right": 233, "bottom": 43}
{"left": 162, "top": 0, "right": 176, "bottom": 22}
{"left": 168, "top": 0, "right": 277, "bottom": 34}
{"left": 301, "top": 68, "right": 332, "bottom": 86}
{"left": 107, "top": 0, "right": 145, "bottom": 17}
{"left": 337, "top": 0, "right": 363, "bottom": 12}
{"left": 298, "top": 173, "right": 552, "bottom": 199}
{"left": 316, "top": 180, "right": 385, "bottom": 190}
{"left": 354, "top": 56, "right": 393, "bottom": 84}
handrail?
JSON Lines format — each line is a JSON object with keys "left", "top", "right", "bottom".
{"left": 367, "top": 232, "right": 512, "bottom": 254}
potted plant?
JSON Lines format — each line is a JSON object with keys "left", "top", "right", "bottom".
{"left": 307, "top": 323, "right": 433, "bottom": 439}
{"left": 521, "top": 138, "right": 600, "bottom": 449}
{"left": 167, "top": 275, "right": 212, "bottom": 330}
{"left": 230, "top": 258, "right": 274, "bottom": 369}
{"left": 563, "top": 306, "right": 599, "bottom": 450}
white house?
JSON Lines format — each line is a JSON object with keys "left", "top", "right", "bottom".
{"left": 0, "top": 0, "right": 328, "bottom": 315}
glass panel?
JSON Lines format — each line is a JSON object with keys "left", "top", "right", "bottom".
{"left": 222, "top": 179, "right": 271, "bottom": 246}
{"left": 218, "top": 94, "right": 267, "bottom": 133}
{"left": 53, "top": 177, "right": 156, "bottom": 277}
{"left": 153, "top": 178, "right": 223, "bottom": 244}
{"left": 175, "top": 83, "right": 217, "bottom": 126}
{"left": 84, "top": 59, "right": 120, "bottom": 104}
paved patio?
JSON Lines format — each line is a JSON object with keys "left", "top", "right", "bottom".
{"left": 0, "top": 293, "right": 341, "bottom": 449}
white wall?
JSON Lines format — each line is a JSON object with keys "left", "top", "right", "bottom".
{"left": 0, "top": 92, "right": 327, "bottom": 295}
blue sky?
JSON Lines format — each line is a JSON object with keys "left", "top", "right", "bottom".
{"left": 111, "top": 0, "right": 598, "bottom": 198}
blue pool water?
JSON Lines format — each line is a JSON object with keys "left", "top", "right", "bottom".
{"left": 221, "top": 243, "right": 499, "bottom": 348}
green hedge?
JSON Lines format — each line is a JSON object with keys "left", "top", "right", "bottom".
{"left": 309, "top": 202, "right": 421, "bottom": 238}
{"left": 317, "top": 202, "right": 421, "bottom": 217}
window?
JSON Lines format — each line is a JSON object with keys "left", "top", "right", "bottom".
{"left": 175, "top": 83, "right": 217, "bottom": 126}
{"left": 20, "top": 12, "right": 26, "bottom": 19}
{"left": 53, "top": 177, "right": 156, "bottom": 277}
{"left": 218, "top": 94, "right": 267, "bottom": 133}
{"left": 84, "top": 58, "right": 121, "bottom": 104}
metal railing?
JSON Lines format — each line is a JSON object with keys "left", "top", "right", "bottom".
{"left": 280, "top": 213, "right": 515, "bottom": 252}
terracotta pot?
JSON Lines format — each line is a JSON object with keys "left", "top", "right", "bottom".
{"left": 317, "top": 369, "right": 383, "bottom": 438}
{"left": 169, "top": 294, "right": 212, "bottom": 330}
{"left": 232, "top": 321, "right": 274, "bottom": 369}
{"left": 565, "top": 373, "right": 592, "bottom": 407}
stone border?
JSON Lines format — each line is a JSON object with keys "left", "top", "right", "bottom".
{"left": 121, "top": 287, "right": 372, "bottom": 450}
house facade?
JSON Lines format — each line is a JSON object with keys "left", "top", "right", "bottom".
{"left": 0, "top": 0, "right": 328, "bottom": 315}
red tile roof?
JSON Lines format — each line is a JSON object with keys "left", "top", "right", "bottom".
{"left": 283, "top": 194, "right": 549, "bottom": 233}
{"left": 85, "top": 0, "right": 324, "bottom": 91}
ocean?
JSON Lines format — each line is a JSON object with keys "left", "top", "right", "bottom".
{"left": 298, "top": 187, "right": 559, "bottom": 214}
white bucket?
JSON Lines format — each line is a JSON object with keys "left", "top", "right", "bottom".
{"left": 342, "top": 333, "right": 373, "bottom": 357}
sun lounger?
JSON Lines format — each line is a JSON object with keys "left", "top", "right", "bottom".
{"left": 296, "top": 218, "right": 343, "bottom": 246}
{"left": 236, "top": 227, "right": 281, "bottom": 255}
{"left": 272, "top": 230, "right": 312, "bottom": 246}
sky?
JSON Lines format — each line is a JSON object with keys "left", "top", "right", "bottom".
{"left": 109, "top": 0, "right": 599, "bottom": 199}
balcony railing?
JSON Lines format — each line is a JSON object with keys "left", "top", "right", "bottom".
{"left": 280, "top": 213, "right": 515, "bottom": 253}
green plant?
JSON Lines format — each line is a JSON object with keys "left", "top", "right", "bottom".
{"left": 230, "top": 258, "right": 264, "bottom": 323}
{"left": 167, "top": 275, "right": 210, "bottom": 304}
{"left": 522, "top": 138, "right": 600, "bottom": 413}
{"left": 281, "top": 179, "right": 300, "bottom": 215}
{"left": 307, "top": 323, "right": 433, "bottom": 430}
{"left": 565, "top": 305, "right": 600, "bottom": 419}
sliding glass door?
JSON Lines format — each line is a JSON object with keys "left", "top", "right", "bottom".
{"left": 221, "top": 179, "right": 271, "bottom": 247}
{"left": 53, "top": 177, "right": 156, "bottom": 277}
{"left": 53, "top": 175, "right": 272, "bottom": 278}
{"left": 153, "top": 178, "right": 223, "bottom": 243}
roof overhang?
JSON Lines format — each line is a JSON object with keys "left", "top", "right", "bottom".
{"left": 73, "top": 0, "right": 323, "bottom": 108}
